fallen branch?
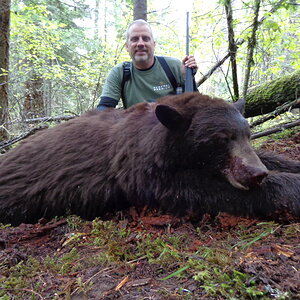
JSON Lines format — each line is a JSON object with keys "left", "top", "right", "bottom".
{"left": 250, "top": 98, "right": 300, "bottom": 128}
{"left": 251, "top": 119, "right": 300, "bottom": 140}
{"left": 1, "top": 115, "right": 77, "bottom": 151}
{"left": 0, "top": 125, "right": 48, "bottom": 151}
{"left": 7, "top": 115, "right": 76, "bottom": 125}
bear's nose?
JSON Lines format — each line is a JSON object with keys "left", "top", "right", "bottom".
{"left": 234, "top": 164, "right": 269, "bottom": 189}
{"left": 247, "top": 168, "right": 269, "bottom": 187}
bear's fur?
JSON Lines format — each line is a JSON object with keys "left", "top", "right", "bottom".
{"left": 0, "top": 93, "right": 300, "bottom": 225}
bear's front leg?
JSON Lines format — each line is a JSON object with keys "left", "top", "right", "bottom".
{"left": 257, "top": 150, "right": 300, "bottom": 174}
{"left": 259, "top": 172, "right": 300, "bottom": 219}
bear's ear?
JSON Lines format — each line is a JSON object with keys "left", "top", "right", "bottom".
{"left": 155, "top": 104, "right": 190, "bottom": 132}
{"left": 233, "top": 98, "right": 246, "bottom": 115}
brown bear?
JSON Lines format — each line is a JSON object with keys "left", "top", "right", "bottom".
{"left": 0, "top": 92, "right": 300, "bottom": 225}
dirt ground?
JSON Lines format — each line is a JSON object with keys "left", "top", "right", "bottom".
{"left": 0, "top": 132, "right": 300, "bottom": 300}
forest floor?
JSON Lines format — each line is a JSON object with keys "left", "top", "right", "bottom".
{"left": 0, "top": 132, "right": 300, "bottom": 300}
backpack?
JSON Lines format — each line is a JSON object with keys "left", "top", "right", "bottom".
{"left": 121, "top": 56, "right": 179, "bottom": 108}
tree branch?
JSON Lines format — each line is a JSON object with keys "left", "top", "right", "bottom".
{"left": 196, "top": 39, "right": 244, "bottom": 87}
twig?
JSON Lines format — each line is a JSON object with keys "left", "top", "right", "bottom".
{"left": 71, "top": 266, "right": 116, "bottom": 296}
{"left": 115, "top": 276, "right": 130, "bottom": 291}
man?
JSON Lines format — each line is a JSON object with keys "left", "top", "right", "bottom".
{"left": 97, "top": 19, "right": 198, "bottom": 110}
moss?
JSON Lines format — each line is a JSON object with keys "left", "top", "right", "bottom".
{"left": 246, "top": 70, "right": 300, "bottom": 117}
{"left": 1, "top": 218, "right": 298, "bottom": 299}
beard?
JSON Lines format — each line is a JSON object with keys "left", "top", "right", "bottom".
{"left": 133, "top": 52, "right": 149, "bottom": 62}
{"left": 132, "top": 48, "right": 153, "bottom": 63}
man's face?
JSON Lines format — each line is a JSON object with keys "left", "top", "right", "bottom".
{"left": 126, "top": 24, "right": 156, "bottom": 67}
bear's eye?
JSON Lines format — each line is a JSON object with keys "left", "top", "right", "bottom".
{"left": 230, "top": 134, "right": 237, "bottom": 141}
{"left": 218, "top": 131, "right": 234, "bottom": 142}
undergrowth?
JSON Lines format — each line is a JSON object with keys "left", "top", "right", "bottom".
{"left": 1, "top": 216, "right": 299, "bottom": 299}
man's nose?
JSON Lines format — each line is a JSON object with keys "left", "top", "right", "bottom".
{"left": 137, "top": 37, "right": 145, "bottom": 46}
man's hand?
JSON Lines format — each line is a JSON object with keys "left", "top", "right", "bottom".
{"left": 181, "top": 55, "right": 198, "bottom": 78}
{"left": 182, "top": 55, "right": 198, "bottom": 70}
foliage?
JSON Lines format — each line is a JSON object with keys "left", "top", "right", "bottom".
{"left": 5, "top": 0, "right": 300, "bottom": 134}
{"left": 8, "top": 0, "right": 132, "bottom": 124}
{"left": 192, "top": 0, "right": 300, "bottom": 99}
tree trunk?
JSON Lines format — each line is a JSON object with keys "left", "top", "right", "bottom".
{"left": 104, "top": 0, "right": 107, "bottom": 44}
{"left": 0, "top": 0, "right": 11, "bottom": 141}
{"left": 23, "top": 75, "right": 45, "bottom": 118}
{"left": 244, "top": 70, "right": 300, "bottom": 117}
{"left": 94, "top": 0, "right": 100, "bottom": 39}
{"left": 225, "top": 0, "right": 239, "bottom": 100}
{"left": 242, "top": 0, "right": 261, "bottom": 99}
{"left": 133, "top": 0, "right": 147, "bottom": 21}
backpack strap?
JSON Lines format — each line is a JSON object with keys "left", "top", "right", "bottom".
{"left": 156, "top": 56, "right": 178, "bottom": 92}
{"left": 121, "top": 61, "right": 131, "bottom": 108}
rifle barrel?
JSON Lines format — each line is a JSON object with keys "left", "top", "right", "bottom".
{"left": 185, "top": 11, "right": 194, "bottom": 92}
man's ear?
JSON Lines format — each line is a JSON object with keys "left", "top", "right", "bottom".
{"left": 155, "top": 105, "right": 190, "bottom": 132}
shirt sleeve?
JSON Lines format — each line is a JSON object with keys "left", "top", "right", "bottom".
{"left": 97, "top": 65, "right": 122, "bottom": 108}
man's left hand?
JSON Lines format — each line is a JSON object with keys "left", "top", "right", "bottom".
{"left": 182, "top": 55, "right": 198, "bottom": 70}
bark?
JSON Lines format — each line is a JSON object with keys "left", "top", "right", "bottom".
{"left": 23, "top": 75, "right": 45, "bottom": 118}
{"left": 225, "top": 0, "right": 239, "bottom": 100}
{"left": 133, "top": 0, "right": 147, "bottom": 21}
{"left": 244, "top": 70, "right": 300, "bottom": 117}
{"left": 0, "top": 0, "right": 11, "bottom": 141}
{"left": 242, "top": 0, "right": 261, "bottom": 99}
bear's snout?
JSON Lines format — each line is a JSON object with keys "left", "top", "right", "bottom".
{"left": 224, "top": 156, "right": 269, "bottom": 190}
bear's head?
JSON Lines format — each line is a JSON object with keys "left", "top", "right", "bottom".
{"left": 155, "top": 93, "right": 268, "bottom": 190}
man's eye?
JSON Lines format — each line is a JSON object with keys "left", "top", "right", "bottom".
{"left": 131, "top": 37, "right": 138, "bottom": 42}
{"left": 143, "top": 37, "right": 150, "bottom": 42}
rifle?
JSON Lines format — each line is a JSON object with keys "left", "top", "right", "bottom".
{"left": 185, "top": 11, "right": 194, "bottom": 92}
